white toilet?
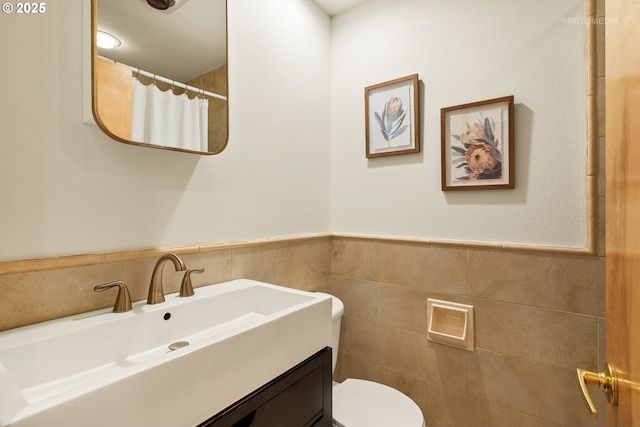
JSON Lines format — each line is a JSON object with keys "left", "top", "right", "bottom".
{"left": 317, "top": 293, "right": 426, "bottom": 427}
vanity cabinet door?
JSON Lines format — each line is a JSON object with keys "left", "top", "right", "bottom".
{"left": 198, "top": 347, "right": 332, "bottom": 427}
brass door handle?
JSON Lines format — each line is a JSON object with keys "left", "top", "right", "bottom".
{"left": 576, "top": 362, "right": 618, "bottom": 419}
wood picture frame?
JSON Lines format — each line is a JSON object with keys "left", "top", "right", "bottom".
{"left": 441, "top": 95, "right": 514, "bottom": 190}
{"left": 365, "top": 74, "right": 420, "bottom": 158}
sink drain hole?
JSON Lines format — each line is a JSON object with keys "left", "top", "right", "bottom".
{"left": 168, "top": 341, "right": 190, "bottom": 351}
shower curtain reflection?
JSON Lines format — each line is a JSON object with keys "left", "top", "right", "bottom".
{"left": 131, "top": 77, "right": 209, "bottom": 152}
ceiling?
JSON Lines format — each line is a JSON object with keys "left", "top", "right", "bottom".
{"left": 313, "top": 0, "right": 370, "bottom": 16}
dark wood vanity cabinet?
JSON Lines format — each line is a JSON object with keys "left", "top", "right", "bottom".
{"left": 198, "top": 347, "right": 332, "bottom": 427}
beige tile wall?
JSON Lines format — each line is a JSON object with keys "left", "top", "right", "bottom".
{"left": 0, "top": 236, "right": 332, "bottom": 332}
{"left": 329, "top": 236, "right": 605, "bottom": 427}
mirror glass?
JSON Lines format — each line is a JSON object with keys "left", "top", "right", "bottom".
{"left": 92, "top": 0, "right": 228, "bottom": 155}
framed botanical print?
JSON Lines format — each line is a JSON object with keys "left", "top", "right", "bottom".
{"left": 365, "top": 74, "right": 420, "bottom": 158}
{"left": 441, "top": 95, "right": 514, "bottom": 190}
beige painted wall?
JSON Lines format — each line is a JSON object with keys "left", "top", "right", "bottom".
{"left": 330, "top": 0, "right": 590, "bottom": 248}
{"left": 0, "top": 0, "right": 332, "bottom": 262}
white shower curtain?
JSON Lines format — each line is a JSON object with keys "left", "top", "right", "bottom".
{"left": 131, "top": 78, "right": 209, "bottom": 152}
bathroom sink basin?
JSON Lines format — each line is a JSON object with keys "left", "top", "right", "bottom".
{"left": 0, "top": 279, "right": 332, "bottom": 427}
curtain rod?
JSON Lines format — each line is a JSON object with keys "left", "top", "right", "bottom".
{"left": 98, "top": 56, "right": 227, "bottom": 101}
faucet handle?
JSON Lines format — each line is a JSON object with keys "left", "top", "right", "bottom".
{"left": 94, "top": 281, "right": 132, "bottom": 313}
{"left": 180, "top": 268, "right": 205, "bottom": 297}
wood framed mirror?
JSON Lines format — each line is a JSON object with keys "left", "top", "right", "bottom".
{"left": 91, "top": 0, "right": 228, "bottom": 155}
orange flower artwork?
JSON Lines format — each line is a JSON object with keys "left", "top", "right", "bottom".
{"left": 451, "top": 113, "right": 503, "bottom": 181}
{"left": 441, "top": 95, "right": 514, "bottom": 191}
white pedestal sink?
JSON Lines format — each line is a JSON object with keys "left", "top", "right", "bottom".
{"left": 0, "top": 279, "right": 332, "bottom": 427}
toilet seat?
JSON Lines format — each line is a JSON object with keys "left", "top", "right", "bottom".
{"left": 332, "top": 379, "right": 425, "bottom": 427}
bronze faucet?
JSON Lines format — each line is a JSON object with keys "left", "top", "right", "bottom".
{"left": 180, "top": 268, "right": 205, "bottom": 297}
{"left": 94, "top": 280, "right": 132, "bottom": 313}
{"left": 147, "top": 253, "right": 186, "bottom": 304}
